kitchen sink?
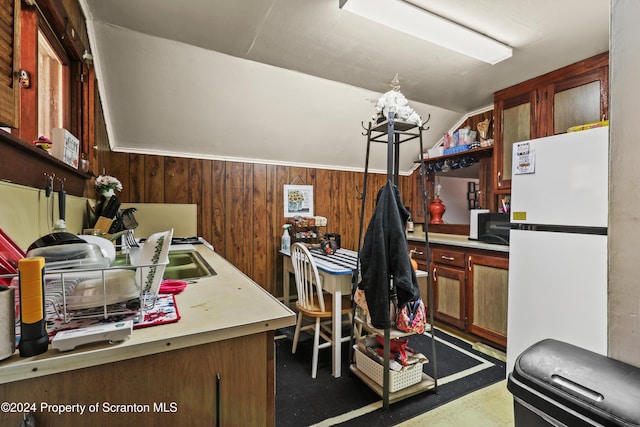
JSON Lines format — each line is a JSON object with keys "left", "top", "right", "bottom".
{"left": 113, "top": 249, "right": 217, "bottom": 281}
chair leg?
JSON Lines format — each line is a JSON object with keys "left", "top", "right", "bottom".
{"left": 292, "top": 313, "right": 304, "bottom": 354}
{"left": 311, "top": 317, "right": 321, "bottom": 379}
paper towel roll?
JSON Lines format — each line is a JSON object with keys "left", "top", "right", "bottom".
{"left": 0, "top": 286, "right": 15, "bottom": 360}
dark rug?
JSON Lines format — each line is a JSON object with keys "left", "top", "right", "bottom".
{"left": 275, "top": 327, "right": 506, "bottom": 427}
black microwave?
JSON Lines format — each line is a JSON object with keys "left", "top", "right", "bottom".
{"left": 477, "top": 213, "right": 510, "bottom": 245}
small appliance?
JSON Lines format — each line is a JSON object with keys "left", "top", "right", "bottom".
{"left": 469, "top": 209, "right": 489, "bottom": 240}
{"left": 477, "top": 213, "right": 510, "bottom": 245}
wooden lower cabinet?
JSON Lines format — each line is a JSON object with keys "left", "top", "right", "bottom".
{"left": 432, "top": 264, "right": 466, "bottom": 330}
{"left": 408, "top": 240, "right": 509, "bottom": 349}
{"left": 468, "top": 254, "right": 509, "bottom": 348}
{"left": 0, "top": 332, "right": 275, "bottom": 427}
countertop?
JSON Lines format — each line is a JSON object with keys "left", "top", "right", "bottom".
{"left": 0, "top": 244, "right": 296, "bottom": 385}
{"left": 407, "top": 231, "right": 510, "bottom": 253}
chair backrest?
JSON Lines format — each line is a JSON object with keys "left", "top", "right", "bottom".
{"left": 290, "top": 243, "right": 325, "bottom": 312}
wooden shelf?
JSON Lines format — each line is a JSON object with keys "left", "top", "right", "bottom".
{"left": 368, "top": 119, "right": 424, "bottom": 144}
{"left": 0, "top": 129, "right": 91, "bottom": 196}
{"left": 350, "top": 364, "right": 436, "bottom": 403}
{"left": 354, "top": 315, "right": 431, "bottom": 339}
{"left": 416, "top": 145, "right": 493, "bottom": 164}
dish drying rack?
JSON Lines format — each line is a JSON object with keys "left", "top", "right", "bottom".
{"left": 46, "top": 261, "right": 168, "bottom": 323}
{"left": 2, "top": 260, "right": 169, "bottom": 324}
{"left": 3, "top": 229, "right": 174, "bottom": 325}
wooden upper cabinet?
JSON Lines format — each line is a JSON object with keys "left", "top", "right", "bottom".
{"left": 494, "top": 52, "right": 609, "bottom": 191}
{"left": 412, "top": 166, "right": 428, "bottom": 223}
{"left": 0, "top": 0, "right": 19, "bottom": 128}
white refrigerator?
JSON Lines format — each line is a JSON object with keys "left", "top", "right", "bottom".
{"left": 506, "top": 126, "right": 609, "bottom": 375}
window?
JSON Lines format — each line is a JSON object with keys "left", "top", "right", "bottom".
{"left": 37, "top": 29, "right": 66, "bottom": 139}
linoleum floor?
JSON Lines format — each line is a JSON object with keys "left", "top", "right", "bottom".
{"left": 395, "top": 379, "right": 514, "bottom": 426}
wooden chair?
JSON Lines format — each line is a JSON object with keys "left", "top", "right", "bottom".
{"left": 290, "top": 242, "right": 352, "bottom": 378}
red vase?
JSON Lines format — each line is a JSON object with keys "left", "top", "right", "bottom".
{"left": 429, "top": 198, "right": 446, "bottom": 224}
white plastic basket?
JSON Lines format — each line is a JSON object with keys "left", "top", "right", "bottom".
{"left": 354, "top": 346, "right": 423, "bottom": 392}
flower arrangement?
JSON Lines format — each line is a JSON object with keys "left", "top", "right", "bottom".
{"left": 94, "top": 175, "right": 123, "bottom": 193}
{"left": 371, "top": 74, "right": 423, "bottom": 126}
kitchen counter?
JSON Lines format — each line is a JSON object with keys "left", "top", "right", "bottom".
{"left": 0, "top": 244, "right": 296, "bottom": 384}
{"left": 407, "top": 231, "right": 510, "bottom": 253}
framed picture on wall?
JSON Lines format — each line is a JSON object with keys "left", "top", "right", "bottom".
{"left": 284, "top": 185, "right": 314, "bottom": 217}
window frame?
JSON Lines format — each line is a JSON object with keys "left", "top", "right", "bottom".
{"left": 36, "top": 22, "right": 70, "bottom": 139}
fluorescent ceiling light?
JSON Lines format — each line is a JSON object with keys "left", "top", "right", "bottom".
{"left": 339, "top": 0, "right": 512, "bottom": 65}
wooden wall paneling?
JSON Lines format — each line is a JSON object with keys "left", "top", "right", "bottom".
{"left": 314, "top": 168, "right": 333, "bottom": 240}
{"left": 264, "top": 164, "right": 277, "bottom": 295}
{"left": 401, "top": 174, "right": 412, "bottom": 208}
{"left": 358, "top": 172, "right": 383, "bottom": 248}
{"left": 341, "top": 171, "right": 357, "bottom": 251}
{"left": 252, "top": 163, "right": 269, "bottom": 290}
{"left": 187, "top": 158, "right": 203, "bottom": 237}
{"left": 478, "top": 156, "right": 493, "bottom": 211}
{"left": 241, "top": 162, "right": 253, "bottom": 275}
{"left": 164, "top": 157, "right": 189, "bottom": 204}
{"left": 224, "top": 162, "right": 246, "bottom": 272}
{"left": 144, "top": 155, "right": 164, "bottom": 203}
{"left": 107, "top": 151, "right": 129, "bottom": 201}
{"left": 307, "top": 167, "right": 317, "bottom": 186}
{"left": 313, "top": 168, "right": 331, "bottom": 211}
{"left": 288, "top": 167, "right": 309, "bottom": 189}
{"left": 210, "top": 160, "right": 225, "bottom": 256}
{"left": 199, "top": 160, "right": 213, "bottom": 244}
{"left": 274, "top": 165, "right": 290, "bottom": 297}
{"left": 353, "top": 171, "right": 365, "bottom": 249}
{"left": 327, "top": 169, "right": 340, "bottom": 243}
{"left": 128, "top": 153, "right": 145, "bottom": 202}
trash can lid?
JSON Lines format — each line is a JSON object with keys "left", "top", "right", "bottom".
{"left": 511, "top": 339, "right": 640, "bottom": 426}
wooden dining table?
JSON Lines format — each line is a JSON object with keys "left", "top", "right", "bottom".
{"left": 281, "top": 247, "right": 357, "bottom": 378}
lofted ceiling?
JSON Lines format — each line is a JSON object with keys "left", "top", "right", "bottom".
{"left": 79, "top": 0, "right": 609, "bottom": 175}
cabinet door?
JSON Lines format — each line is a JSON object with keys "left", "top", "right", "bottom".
{"left": 494, "top": 91, "right": 534, "bottom": 191}
{"left": 467, "top": 254, "right": 509, "bottom": 348}
{"left": 431, "top": 263, "right": 466, "bottom": 329}
{"left": 412, "top": 167, "right": 429, "bottom": 223}
{"left": 546, "top": 67, "right": 608, "bottom": 136}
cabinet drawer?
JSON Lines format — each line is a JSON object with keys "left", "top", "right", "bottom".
{"left": 408, "top": 242, "right": 428, "bottom": 262}
{"left": 431, "top": 248, "right": 466, "bottom": 268}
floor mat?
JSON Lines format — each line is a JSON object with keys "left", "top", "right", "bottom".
{"left": 275, "top": 327, "right": 505, "bottom": 427}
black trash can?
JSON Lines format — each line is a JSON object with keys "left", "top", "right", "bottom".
{"left": 508, "top": 339, "right": 640, "bottom": 426}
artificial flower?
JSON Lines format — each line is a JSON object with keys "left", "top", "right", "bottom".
{"left": 94, "top": 175, "right": 123, "bottom": 193}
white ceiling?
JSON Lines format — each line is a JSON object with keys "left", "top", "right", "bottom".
{"left": 79, "top": 0, "right": 609, "bottom": 175}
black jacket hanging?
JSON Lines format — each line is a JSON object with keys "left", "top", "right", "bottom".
{"left": 358, "top": 180, "right": 420, "bottom": 329}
